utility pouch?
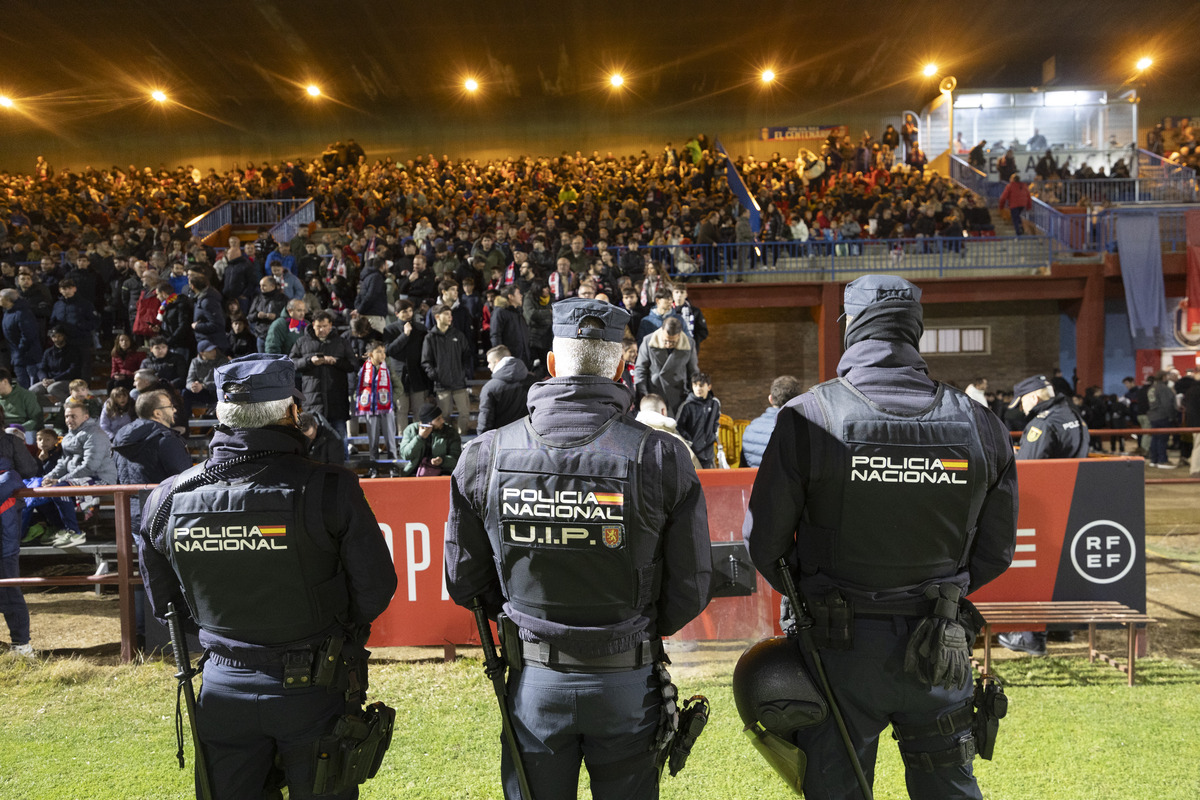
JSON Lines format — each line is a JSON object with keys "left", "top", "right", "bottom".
{"left": 312, "top": 702, "right": 397, "bottom": 795}
{"left": 667, "top": 695, "right": 710, "bottom": 776}
{"left": 497, "top": 614, "right": 523, "bottom": 673}
{"left": 282, "top": 650, "right": 314, "bottom": 690}
{"left": 808, "top": 591, "right": 854, "bottom": 650}
{"left": 972, "top": 676, "right": 1007, "bottom": 761}
{"left": 312, "top": 635, "right": 345, "bottom": 689}
{"left": 652, "top": 660, "right": 680, "bottom": 770}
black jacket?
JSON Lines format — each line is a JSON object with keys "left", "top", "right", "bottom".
{"left": 1017, "top": 394, "right": 1090, "bottom": 460}
{"left": 421, "top": 324, "right": 470, "bottom": 391}
{"left": 384, "top": 318, "right": 431, "bottom": 394}
{"left": 112, "top": 418, "right": 193, "bottom": 486}
{"left": 290, "top": 329, "right": 355, "bottom": 421}
{"left": 477, "top": 357, "right": 534, "bottom": 434}
{"left": 489, "top": 300, "right": 531, "bottom": 367}
{"left": 248, "top": 289, "right": 288, "bottom": 340}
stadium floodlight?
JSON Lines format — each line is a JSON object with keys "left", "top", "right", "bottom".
{"left": 922, "top": 63, "right": 938, "bottom": 77}
{"left": 610, "top": 73, "right": 624, "bottom": 88}
{"left": 1136, "top": 57, "right": 1152, "bottom": 72}
{"left": 151, "top": 90, "right": 167, "bottom": 103}
{"left": 0, "top": 96, "right": 12, "bottom": 108}
{"left": 761, "top": 69, "right": 776, "bottom": 84}
{"left": 306, "top": 84, "right": 321, "bottom": 97}
{"left": 464, "top": 78, "right": 479, "bottom": 92}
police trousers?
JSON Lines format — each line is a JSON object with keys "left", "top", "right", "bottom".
{"left": 503, "top": 663, "right": 660, "bottom": 800}
{"left": 793, "top": 617, "right": 981, "bottom": 800}
{"left": 196, "top": 657, "right": 355, "bottom": 800}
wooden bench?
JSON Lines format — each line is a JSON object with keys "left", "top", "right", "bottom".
{"left": 20, "top": 543, "right": 119, "bottom": 595}
{"left": 974, "top": 601, "right": 1155, "bottom": 686}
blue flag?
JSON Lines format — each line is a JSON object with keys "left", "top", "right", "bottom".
{"left": 716, "top": 138, "right": 761, "bottom": 233}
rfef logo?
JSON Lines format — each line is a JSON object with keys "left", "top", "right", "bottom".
{"left": 1068, "top": 520, "right": 1136, "bottom": 584}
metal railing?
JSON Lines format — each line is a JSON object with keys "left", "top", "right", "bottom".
{"left": 948, "top": 155, "right": 1005, "bottom": 203}
{"left": 636, "top": 236, "right": 1053, "bottom": 282}
{"left": 1029, "top": 178, "right": 1196, "bottom": 206}
{"left": 1029, "top": 201, "right": 1193, "bottom": 253}
{"left": 186, "top": 201, "right": 231, "bottom": 240}
{"left": 271, "top": 198, "right": 315, "bottom": 246}
{"left": 1137, "top": 148, "right": 1198, "bottom": 184}
{"left": 187, "top": 199, "right": 309, "bottom": 240}
{"left": 0, "top": 484, "right": 151, "bottom": 663}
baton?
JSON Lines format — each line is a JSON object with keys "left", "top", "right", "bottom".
{"left": 777, "top": 560, "right": 874, "bottom": 800}
{"left": 166, "top": 602, "right": 213, "bottom": 800}
{"left": 470, "top": 597, "right": 535, "bottom": 800}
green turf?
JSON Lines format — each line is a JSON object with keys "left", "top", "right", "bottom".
{"left": 1, "top": 652, "right": 1198, "bottom": 799}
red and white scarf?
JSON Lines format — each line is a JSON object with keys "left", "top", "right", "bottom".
{"left": 355, "top": 361, "right": 392, "bottom": 415}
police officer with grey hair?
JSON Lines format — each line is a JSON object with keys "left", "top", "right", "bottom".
{"left": 137, "top": 353, "right": 397, "bottom": 799}
{"left": 446, "top": 297, "right": 713, "bottom": 799}
{"left": 742, "top": 275, "right": 1017, "bottom": 799}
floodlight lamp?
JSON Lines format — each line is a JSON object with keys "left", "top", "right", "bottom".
{"left": 761, "top": 69, "right": 776, "bottom": 83}
{"left": 306, "top": 85, "right": 321, "bottom": 97}
{"left": 1136, "top": 57, "right": 1152, "bottom": 72}
{"left": 464, "top": 78, "right": 479, "bottom": 92}
{"left": 922, "top": 63, "right": 938, "bottom": 77}
{"left": 151, "top": 90, "right": 167, "bottom": 103}
{"left": 0, "top": 96, "right": 12, "bottom": 109}
{"left": 610, "top": 73, "right": 624, "bottom": 88}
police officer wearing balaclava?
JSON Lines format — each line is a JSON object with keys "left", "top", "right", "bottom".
{"left": 743, "top": 275, "right": 1017, "bottom": 799}
{"left": 137, "top": 353, "right": 397, "bottom": 799}
{"left": 445, "top": 297, "right": 713, "bottom": 799}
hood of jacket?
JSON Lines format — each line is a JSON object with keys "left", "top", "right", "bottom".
{"left": 491, "top": 356, "right": 529, "bottom": 384}
{"left": 113, "top": 417, "right": 172, "bottom": 458}
{"left": 646, "top": 326, "right": 693, "bottom": 351}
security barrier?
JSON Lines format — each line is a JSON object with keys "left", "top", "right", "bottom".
{"left": 4, "top": 459, "right": 1150, "bottom": 660}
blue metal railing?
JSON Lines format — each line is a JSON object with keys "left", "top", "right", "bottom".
{"left": 1030, "top": 200, "right": 1193, "bottom": 253}
{"left": 187, "top": 199, "right": 309, "bottom": 241}
{"left": 186, "top": 201, "right": 231, "bottom": 240}
{"left": 271, "top": 199, "right": 315, "bottom": 245}
{"left": 948, "top": 155, "right": 1005, "bottom": 203}
{"left": 611, "top": 236, "right": 1053, "bottom": 283}
{"left": 1137, "top": 148, "right": 1198, "bottom": 184}
{"left": 1029, "top": 178, "right": 1196, "bottom": 205}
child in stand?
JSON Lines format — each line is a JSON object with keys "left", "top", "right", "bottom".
{"left": 675, "top": 372, "right": 722, "bottom": 469}
{"left": 354, "top": 341, "right": 399, "bottom": 475}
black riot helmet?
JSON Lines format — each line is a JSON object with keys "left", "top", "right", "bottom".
{"left": 733, "top": 636, "right": 829, "bottom": 795}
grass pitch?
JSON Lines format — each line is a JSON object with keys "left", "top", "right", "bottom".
{"left": 1, "top": 647, "right": 1198, "bottom": 800}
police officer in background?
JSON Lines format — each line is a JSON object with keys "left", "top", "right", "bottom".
{"left": 743, "top": 276, "right": 1018, "bottom": 799}
{"left": 999, "top": 374, "right": 1089, "bottom": 656}
{"left": 446, "top": 297, "right": 713, "bottom": 799}
{"left": 137, "top": 354, "right": 397, "bottom": 799}
{"left": 1010, "top": 374, "right": 1090, "bottom": 461}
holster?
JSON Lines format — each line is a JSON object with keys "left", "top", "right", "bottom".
{"left": 972, "top": 676, "right": 1008, "bottom": 761}
{"left": 312, "top": 701, "right": 397, "bottom": 795}
{"left": 497, "top": 613, "right": 523, "bottom": 674}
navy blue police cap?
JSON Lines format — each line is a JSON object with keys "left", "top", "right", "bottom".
{"left": 1009, "top": 374, "right": 1053, "bottom": 407}
{"left": 551, "top": 297, "right": 629, "bottom": 343}
{"left": 215, "top": 354, "right": 302, "bottom": 404}
{"left": 842, "top": 275, "right": 922, "bottom": 317}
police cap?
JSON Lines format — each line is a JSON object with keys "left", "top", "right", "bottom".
{"left": 842, "top": 274, "right": 922, "bottom": 317}
{"left": 1010, "top": 374, "right": 1053, "bottom": 407}
{"left": 551, "top": 297, "right": 629, "bottom": 343}
{"left": 215, "top": 354, "right": 301, "bottom": 404}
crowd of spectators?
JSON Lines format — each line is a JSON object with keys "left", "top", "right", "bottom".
{"left": 0, "top": 131, "right": 1008, "bottom": 526}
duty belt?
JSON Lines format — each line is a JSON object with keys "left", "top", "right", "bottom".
{"left": 522, "top": 640, "right": 656, "bottom": 673}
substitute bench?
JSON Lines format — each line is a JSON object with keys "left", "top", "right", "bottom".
{"left": 974, "top": 601, "right": 1155, "bottom": 686}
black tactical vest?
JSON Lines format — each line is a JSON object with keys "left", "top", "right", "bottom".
{"left": 800, "top": 378, "right": 989, "bottom": 589}
{"left": 165, "top": 458, "right": 350, "bottom": 645}
{"left": 485, "top": 415, "right": 663, "bottom": 628}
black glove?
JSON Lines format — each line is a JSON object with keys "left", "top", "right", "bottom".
{"left": 904, "top": 585, "right": 972, "bottom": 690}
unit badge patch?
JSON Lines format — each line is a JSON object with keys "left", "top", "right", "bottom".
{"left": 602, "top": 526, "right": 623, "bottom": 548}
{"left": 1026, "top": 426, "right": 1043, "bottom": 442}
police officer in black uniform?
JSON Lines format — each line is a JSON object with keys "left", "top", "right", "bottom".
{"left": 1010, "top": 374, "right": 1090, "bottom": 460}
{"left": 137, "top": 353, "right": 397, "bottom": 800}
{"left": 742, "top": 275, "right": 1018, "bottom": 799}
{"left": 445, "top": 297, "right": 713, "bottom": 800}
{"left": 999, "top": 374, "right": 1090, "bottom": 655}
